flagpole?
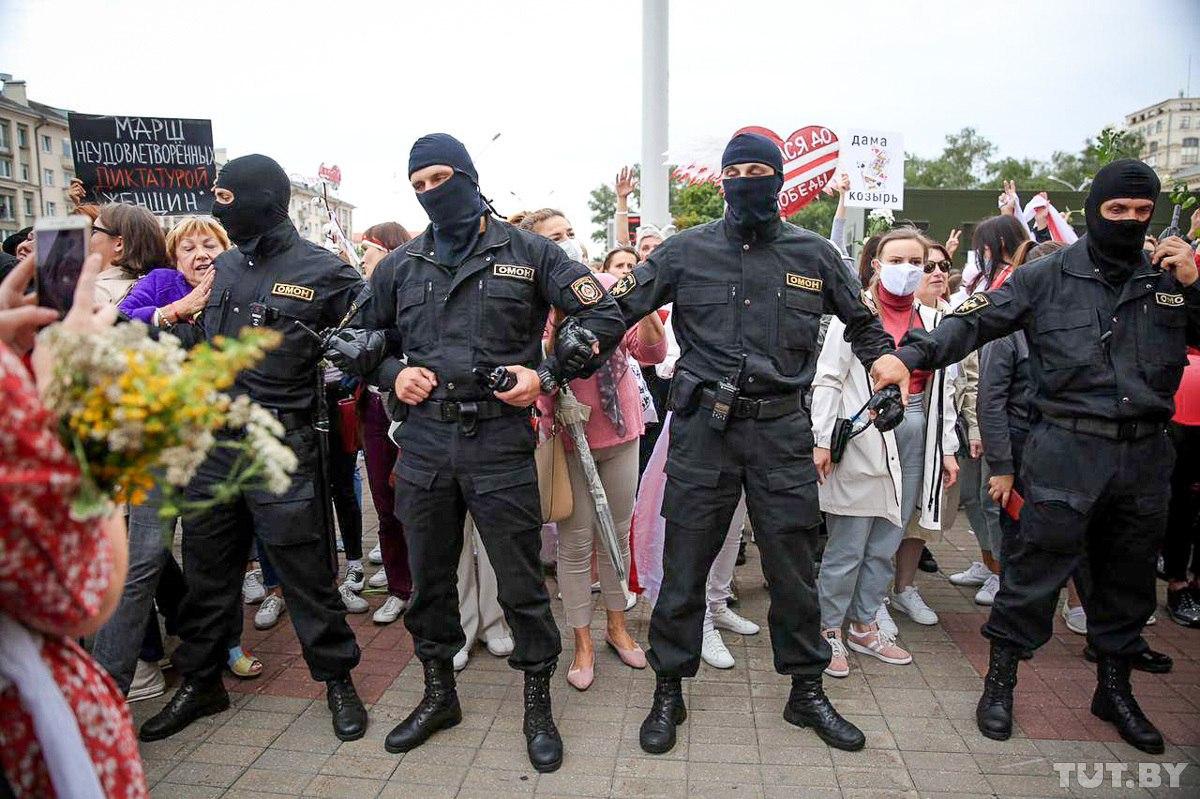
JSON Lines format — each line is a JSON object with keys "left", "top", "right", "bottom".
{"left": 641, "top": 0, "right": 670, "bottom": 229}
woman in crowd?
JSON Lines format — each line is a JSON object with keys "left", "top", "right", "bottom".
{"left": 521, "top": 208, "right": 667, "bottom": 689}
{"left": 1165, "top": 340, "right": 1200, "bottom": 627}
{"left": 96, "top": 216, "right": 263, "bottom": 700}
{"left": 90, "top": 203, "right": 167, "bottom": 307}
{"left": 599, "top": 245, "right": 638, "bottom": 278}
{"left": 812, "top": 228, "right": 958, "bottom": 676}
{"left": 356, "top": 221, "right": 415, "bottom": 625}
{"left": 948, "top": 215, "right": 1029, "bottom": 603}
{"left": 0, "top": 253, "right": 147, "bottom": 798}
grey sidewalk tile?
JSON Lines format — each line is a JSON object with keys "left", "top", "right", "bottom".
{"left": 1032, "top": 738, "right": 1119, "bottom": 760}
{"left": 302, "top": 773, "right": 386, "bottom": 798}
{"left": 973, "top": 751, "right": 1060, "bottom": 776}
{"left": 390, "top": 756, "right": 469, "bottom": 785}
{"left": 757, "top": 743, "right": 835, "bottom": 767}
{"left": 985, "top": 772, "right": 1075, "bottom": 796}
{"left": 685, "top": 780, "right": 767, "bottom": 799}
{"left": 252, "top": 746, "right": 329, "bottom": 773}
{"left": 318, "top": 752, "right": 399, "bottom": 780}
{"left": 230, "top": 766, "right": 316, "bottom": 795}
{"left": 687, "top": 742, "right": 762, "bottom": 763}
{"left": 615, "top": 756, "right": 688, "bottom": 780}
{"left": 908, "top": 768, "right": 993, "bottom": 793}
{"left": 899, "top": 750, "right": 980, "bottom": 772}
{"left": 206, "top": 724, "right": 282, "bottom": 747}
{"left": 149, "top": 783, "right": 224, "bottom": 799}
{"left": 834, "top": 765, "right": 916, "bottom": 790}
{"left": 763, "top": 786, "right": 841, "bottom": 799}
{"left": 472, "top": 746, "right": 537, "bottom": 771}
{"left": 268, "top": 729, "right": 342, "bottom": 754}
{"left": 459, "top": 766, "right": 537, "bottom": 794}
{"left": 610, "top": 776, "right": 689, "bottom": 797}
{"left": 161, "top": 761, "right": 244, "bottom": 789}
{"left": 759, "top": 763, "right": 840, "bottom": 787}
{"left": 889, "top": 730, "right": 970, "bottom": 753}
{"left": 378, "top": 782, "right": 458, "bottom": 798}
{"left": 243, "top": 694, "right": 314, "bottom": 714}
{"left": 222, "top": 709, "right": 298, "bottom": 732}
{"left": 185, "top": 741, "right": 264, "bottom": 768}
{"left": 533, "top": 771, "right": 613, "bottom": 797}
{"left": 688, "top": 761, "right": 762, "bottom": 783}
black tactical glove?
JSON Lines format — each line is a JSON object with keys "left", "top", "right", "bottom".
{"left": 867, "top": 384, "right": 905, "bottom": 432}
{"left": 324, "top": 328, "right": 387, "bottom": 377}
{"left": 554, "top": 317, "right": 600, "bottom": 380}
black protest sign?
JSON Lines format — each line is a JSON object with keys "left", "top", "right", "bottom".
{"left": 68, "top": 113, "right": 216, "bottom": 215}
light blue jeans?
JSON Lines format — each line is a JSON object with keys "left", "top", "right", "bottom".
{"left": 958, "top": 455, "right": 1002, "bottom": 556}
{"left": 819, "top": 394, "right": 925, "bottom": 628}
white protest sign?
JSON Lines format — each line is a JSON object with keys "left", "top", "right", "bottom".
{"left": 843, "top": 129, "right": 904, "bottom": 210}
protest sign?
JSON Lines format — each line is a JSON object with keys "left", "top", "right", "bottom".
{"left": 843, "top": 129, "right": 905, "bottom": 210}
{"left": 68, "top": 113, "right": 216, "bottom": 215}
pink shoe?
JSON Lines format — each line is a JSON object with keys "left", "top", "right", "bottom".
{"left": 846, "top": 623, "right": 912, "bottom": 665}
{"left": 605, "top": 636, "right": 648, "bottom": 669}
{"left": 567, "top": 652, "right": 595, "bottom": 690}
{"left": 823, "top": 628, "right": 850, "bottom": 678}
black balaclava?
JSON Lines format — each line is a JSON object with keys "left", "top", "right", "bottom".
{"left": 408, "top": 133, "right": 488, "bottom": 268}
{"left": 1084, "top": 158, "right": 1160, "bottom": 286}
{"left": 721, "top": 133, "right": 784, "bottom": 238}
{"left": 211, "top": 154, "right": 292, "bottom": 248}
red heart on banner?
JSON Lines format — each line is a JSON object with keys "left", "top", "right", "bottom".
{"left": 735, "top": 125, "right": 840, "bottom": 217}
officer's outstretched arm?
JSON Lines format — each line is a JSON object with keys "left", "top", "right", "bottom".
{"left": 894, "top": 267, "right": 1033, "bottom": 374}
{"left": 538, "top": 243, "right": 625, "bottom": 380}
{"left": 818, "top": 244, "right": 894, "bottom": 367}
{"left": 610, "top": 243, "right": 677, "bottom": 332}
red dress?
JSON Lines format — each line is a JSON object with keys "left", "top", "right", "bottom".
{"left": 0, "top": 343, "right": 146, "bottom": 798}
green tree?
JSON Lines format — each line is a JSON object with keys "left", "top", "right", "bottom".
{"left": 672, "top": 182, "right": 723, "bottom": 229}
{"left": 905, "top": 127, "right": 997, "bottom": 189}
{"left": 787, "top": 195, "right": 836, "bottom": 236}
{"left": 587, "top": 183, "right": 617, "bottom": 244}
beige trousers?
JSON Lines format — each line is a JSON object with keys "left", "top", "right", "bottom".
{"left": 458, "top": 515, "right": 512, "bottom": 645}
{"left": 558, "top": 439, "right": 638, "bottom": 629}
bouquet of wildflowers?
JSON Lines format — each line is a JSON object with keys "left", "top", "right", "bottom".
{"left": 36, "top": 322, "right": 298, "bottom": 522}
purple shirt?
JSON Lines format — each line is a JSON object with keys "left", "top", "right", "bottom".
{"left": 117, "top": 268, "right": 191, "bottom": 323}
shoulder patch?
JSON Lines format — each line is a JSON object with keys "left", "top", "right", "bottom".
{"left": 1156, "top": 292, "right": 1184, "bottom": 307}
{"left": 611, "top": 272, "right": 637, "bottom": 298}
{"left": 787, "top": 273, "right": 823, "bottom": 293}
{"left": 953, "top": 293, "right": 990, "bottom": 316}
{"left": 570, "top": 275, "right": 604, "bottom": 306}
{"left": 272, "top": 282, "right": 315, "bottom": 302}
{"left": 493, "top": 263, "right": 535, "bottom": 282}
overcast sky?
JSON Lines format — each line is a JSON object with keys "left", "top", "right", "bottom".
{"left": 2, "top": 0, "right": 1198, "bottom": 245}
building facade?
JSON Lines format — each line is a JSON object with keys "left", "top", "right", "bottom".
{"left": 0, "top": 75, "right": 76, "bottom": 241}
{"left": 288, "top": 178, "right": 354, "bottom": 248}
{"left": 1125, "top": 95, "right": 1200, "bottom": 190}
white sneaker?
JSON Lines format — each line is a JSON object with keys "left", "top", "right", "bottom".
{"left": 453, "top": 645, "right": 470, "bottom": 671}
{"left": 701, "top": 627, "right": 735, "bottom": 669}
{"left": 876, "top": 600, "right": 899, "bottom": 637}
{"left": 891, "top": 586, "right": 939, "bottom": 625}
{"left": 242, "top": 569, "right": 266, "bottom": 604}
{"left": 486, "top": 635, "right": 515, "bottom": 657}
{"left": 367, "top": 567, "right": 389, "bottom": 589}
{"left": 625, "top": 590, "right": 638, "bottom": 611}
{"left": 823, "top": 629, "right": 850, "bottom": 678}
{"left": 949, "top": 561, "right": 994, "bottom": 587}
{"left": 1061, "top": 602, "right": 1087, "bottom": 635}
{"left": 368, "top": 543, "right": 383, "bottom": 564}
{"left": 975, "top": 574, "right": 1000, "bottom": 606}
{"left": 1146, "top": 613, "right": 1158, "bottom": 626}
{"left": 339, "top": 584, "right": 369, "bottom": 613}
{"left": 127, "top": 659, "right": 166, "bottom": 702}
{"left": 372, "top": 595, "right": 407, "bottom": 624}
{"left": 343, "top": 566, "right": 365, "bottom": 593}
{"left": 254, "top": 594, "right": 286, "bottom": 630}
{"left": 712, "top": 605, "right": 760, "bottom": 635}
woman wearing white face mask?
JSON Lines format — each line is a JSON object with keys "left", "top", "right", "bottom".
{"left": 810, "top": 228, "right": 960, "bottom": 679}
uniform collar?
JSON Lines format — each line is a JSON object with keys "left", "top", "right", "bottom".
{"left": 406, "top": 216, "right": 510, "bottom": 265}
{"left": 1063, "top": 235, "right": 1157, "bottom": 282}
{"left": 721, "top": 214, "right": 783, "bottom": 244}
{"left": 239, "top": 221, "right": 298, "bottom": 260}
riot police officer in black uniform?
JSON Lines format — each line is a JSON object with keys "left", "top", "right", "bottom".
{"left": 140, "top": 155, "right": 367, "bottom": 744}
{"left": 610, "top": 133, "right": 896, "bottom": 754}
{"left": 871, "top": 159, "right": 1200, "bottom": 754}
{"left": 355, "top": 134, "right": 625, "bottom": 773}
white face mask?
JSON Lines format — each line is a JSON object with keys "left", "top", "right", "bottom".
{"left": 878, "top": 262, "right": 923, "bottom": 296}
{"left": 557, "top": 237, "right": 584, "bottom": 263}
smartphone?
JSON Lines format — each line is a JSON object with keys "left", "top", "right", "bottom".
{"left": 34, "top": 215, "right": 90, "bottom": 316}
{"left": 1004, "top": 488, "right": 1024, "bottom": 521}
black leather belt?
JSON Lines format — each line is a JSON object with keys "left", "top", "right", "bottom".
{"left": 415, "top": 399, "right": 529, "bottom": 424}
{"left": 1044, "top": 415, "right": 1165, "bottom": 442}
{"left": 699, "top": 388, "right": 800, "bottom": 420}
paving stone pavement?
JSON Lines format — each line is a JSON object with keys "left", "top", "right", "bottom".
{"left": 132, "top": 495, "right": 1200, "bottom": 797}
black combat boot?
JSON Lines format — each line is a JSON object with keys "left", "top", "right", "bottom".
{"left": 1091, "top": 654, "right": 1165, "bottom": 754}
{"left": 783, "top": 675, "right": 865, "bottom": 751}
{"left": 384, "top": 660, "right": 462, "bottom": 753}
{"left": 326, "top": 676, "right": 367, "bottom": 741}
{"left": 139, "top": 678, "right": 230, "bottom": 742}
{"left": 976, "top": 641, "right": 1021, "bottom": 741}
{"left": 640, "top": 676, "right": 686, "bottom": 754}
{"left": 523, "top": 666, "right": 562, "bottom": 772}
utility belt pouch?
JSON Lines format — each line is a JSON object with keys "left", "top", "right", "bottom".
{"left": 830, "top": 417, "right": 853, "bottom": 463}
{"left": 708, "top": 377, "right": 738, "bottom": 432}
{"left": 666, "top": 370, "right": 703, "bottom": 416}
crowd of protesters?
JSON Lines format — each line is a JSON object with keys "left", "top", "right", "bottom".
{"left": 0, "top": 154, "right": 1198, "bottom": 798}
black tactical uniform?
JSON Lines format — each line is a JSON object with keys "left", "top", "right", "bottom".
{"left": 610, "top": 131, "right": 894, "bottom": 755}
{"left": 362, "top": 217, "right": 624, "bottom": 667}
{"left": 892, "top": 161, "right": 1200, "bottom": 754}
{"left": 141, "top": 155, "right": 366, "bottom": 745}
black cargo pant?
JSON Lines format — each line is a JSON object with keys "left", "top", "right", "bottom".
{"left": 983, "top": 421, "right": 1173, "bottom": 657}
{"left": 393, "top": 408, "right": 560, "bottom": 671}
{"left": 175, "top": 426, "right": 361, "bottom": 682}
{"left": 651, "top": 406, "right": 828, "bottom": 678}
